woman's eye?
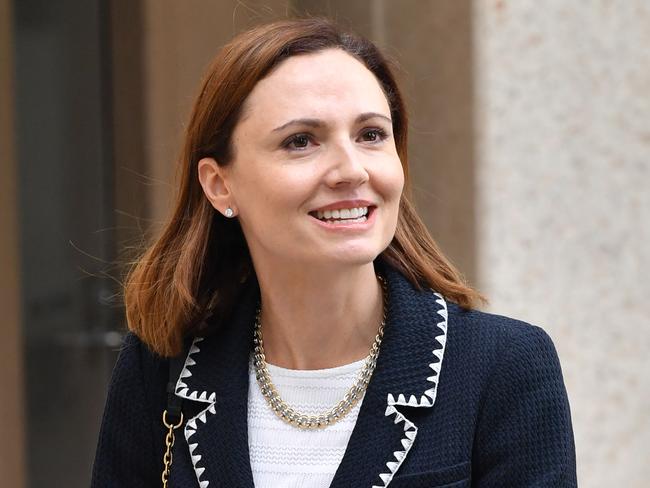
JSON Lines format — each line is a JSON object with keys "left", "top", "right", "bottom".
{"left": 361, "top": 128, "right": 389, "bottom": 143}
{"left": 283, "top": 134, "right": 312, "bottom": 151}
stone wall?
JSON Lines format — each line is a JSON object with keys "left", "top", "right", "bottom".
{"left": 474, "top": 2, "right": 650, "bottom": 486}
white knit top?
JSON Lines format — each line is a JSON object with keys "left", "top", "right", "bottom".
{"left": 247, "top": 354, "right": 368, "bottom": 488}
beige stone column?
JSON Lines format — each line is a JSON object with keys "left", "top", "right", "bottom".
{"left": 473, "top": 2, "right": 650, "bottom": 486}
{"left": 0, "top": 0, "right": 26, "bottom": 485}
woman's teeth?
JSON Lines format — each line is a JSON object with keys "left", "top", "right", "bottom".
{"left": 315, "top": 206, "right": 369, "bottom": 222}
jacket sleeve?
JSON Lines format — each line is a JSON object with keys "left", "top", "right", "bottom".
{"left": 472, "top": 323, "right": 577, "bottom": 487}
{"left": 91, "top": 332, "right": 162, "bottom": 488}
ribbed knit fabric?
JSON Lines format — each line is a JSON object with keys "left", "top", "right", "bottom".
{"left": 247, "top": 354, "right": 368, "bottom": 488}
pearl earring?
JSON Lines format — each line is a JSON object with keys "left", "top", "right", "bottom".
{"left": 224, "top": 207, "right": 234, "bottom": 218}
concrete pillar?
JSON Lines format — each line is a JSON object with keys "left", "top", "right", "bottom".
{"left": 474, "top": 2, "right": 650, "bottom": 486}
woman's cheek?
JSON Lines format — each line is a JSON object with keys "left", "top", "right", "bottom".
{"left": 377, "top": 163, "right": 404, "bottom": 199}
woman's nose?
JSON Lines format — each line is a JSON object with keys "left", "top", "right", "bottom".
{"left": 324, "top": 143, "right": 370, "bottom": 188}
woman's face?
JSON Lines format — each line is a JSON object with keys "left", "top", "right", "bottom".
{"left": 202, "top": 48, "right": 404, "bottom": 271}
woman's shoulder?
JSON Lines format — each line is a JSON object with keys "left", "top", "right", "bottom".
{"left": 109, "top": 331, "right": 170, "bottom": 391}
{"left": 443, "top": 301, "right": 576, "bottom": 484}
{"left": 442, "top": 299, "right": 572, "bottom": 437}
{"left": 446, "top": 300, "right": 557, "bottom": 351}
{"left": 117, "top": 331, "right": 166, "bottom": 362}
{"left": 442, "top": 299, "right": 564, "bottom": 381}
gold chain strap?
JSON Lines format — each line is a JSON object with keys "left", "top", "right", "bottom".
{"left": 161, "top": 410, "right": 184, "bottom": 487}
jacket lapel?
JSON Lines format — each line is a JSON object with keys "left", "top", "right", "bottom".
{"left": 170, "top": 264, "right": 449, "bottom": 488}
{"left": 173, "top": 279, "right": 259, "bottom": 488}
{"left": 330, "top": 265, "right": 449, "bottom": 488}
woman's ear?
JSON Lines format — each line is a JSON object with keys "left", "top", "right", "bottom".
{"left": 197, "top": 157, "right": 237, "bottom": 217}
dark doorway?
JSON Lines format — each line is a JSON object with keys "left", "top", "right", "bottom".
{"left": 13, "top": 1, "right": 121, "bottom": 485}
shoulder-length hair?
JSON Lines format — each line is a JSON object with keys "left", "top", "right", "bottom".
{"left": 125, "top": 17, "right": 485, "bottom": 357}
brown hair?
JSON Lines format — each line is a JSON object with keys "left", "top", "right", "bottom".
{"left": 125, "top": 17, "right": 485, "bottom": 357}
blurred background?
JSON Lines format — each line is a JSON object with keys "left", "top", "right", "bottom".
{"left": 1, "top": 0, "right": 648, "bottom": 486}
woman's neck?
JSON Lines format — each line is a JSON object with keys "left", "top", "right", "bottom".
{"left": 254, "top": 262, "right": 384, "bottom": 370}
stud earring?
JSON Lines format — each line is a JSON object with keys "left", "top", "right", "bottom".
{"left": 224, "top": 207, "right": 234, "bottom": 218}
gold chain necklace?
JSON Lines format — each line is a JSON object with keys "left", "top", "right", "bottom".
{"left": 252, "top": 275, "right": 387, "bottom": 430}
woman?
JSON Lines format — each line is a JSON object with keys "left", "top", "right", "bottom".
{"left": 92, "top": 17, "right": 577, "bottom": 488}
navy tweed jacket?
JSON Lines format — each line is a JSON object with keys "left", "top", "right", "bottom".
{"left": 91, "top": 263, "right": 577, "bottom": 487}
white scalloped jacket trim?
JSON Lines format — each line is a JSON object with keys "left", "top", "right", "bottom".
{"left": 174, "top": 337, "right": 216, "bottom": 488}
{"left": 173, "top": 293, "right": 448, "bottom": 488}
{"left": 372, "top": 293, "right": 449, "bottom": 488}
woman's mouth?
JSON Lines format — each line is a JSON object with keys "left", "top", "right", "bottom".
{"left": 310, "top": 206, "right": 371, "bottom": 224}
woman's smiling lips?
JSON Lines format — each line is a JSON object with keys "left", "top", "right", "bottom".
{"left": 308, "top": 199, "right": 377, "bottom": 230}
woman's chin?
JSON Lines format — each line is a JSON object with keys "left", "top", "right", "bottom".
{"left": 313, "top": 246, "right": 382, "bottom": 268}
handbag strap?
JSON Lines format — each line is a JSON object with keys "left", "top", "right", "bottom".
{"left": 166, "top": 352, "right": 186, "bottom": 422}
{"left": 161, "top": 346, "right": 188, "bottom": 487}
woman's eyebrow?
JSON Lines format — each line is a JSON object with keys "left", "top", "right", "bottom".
{"left": 272, "top": 118, "right": 323, "bottom": 133}
{"left": 356, "top": 112, "right": 392, "bottom": 125}
{"left": 271, "top": 112, "right": 392, "bottom": 133}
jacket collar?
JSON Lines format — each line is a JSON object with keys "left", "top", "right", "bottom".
{"left": 173, "top": 263, "right": 449, "bottom": 488}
